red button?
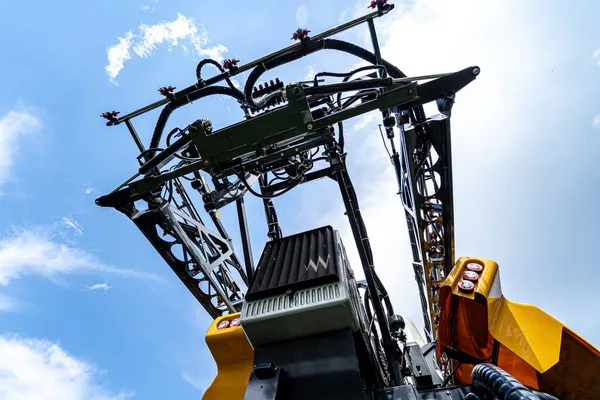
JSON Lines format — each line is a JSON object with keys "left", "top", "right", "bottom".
{"left": 231, "top": 317, "right": 241, "bottom": 327}
{"left": 458, "top": 280, "right": 475, "bottom": 292}
{"left": 217, "top": 320, "right": 230, "bottom": 330}
{"left": 466, "top": 262, "right": 483, "bottom": 272}
{"left": 463, "top": 270, "right": 480, "bottom": 281}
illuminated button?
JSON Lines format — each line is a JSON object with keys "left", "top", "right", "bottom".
{"left": 231, "top": 317, "right": 241, "bottom": 327}
{"left": 466, "top": 262, "right": 483, "bottom": 272}
{"left": 463, "top": 270, "right": 480, "bottom": 281}
{"left": 217, "top": 320, "right": 230, "bottom": 330}
{"left": 458, "top": 280, "right": 475, "bottom": 293}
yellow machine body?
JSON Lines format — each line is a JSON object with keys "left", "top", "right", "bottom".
{"left": 201, "top": 259, "right": 600, "bottom": 399}
{"left": 437, "top": 257, "right": 600, "bottom": 399}
{"left": 202, "top": 313, "right": 254, "bottom": 400}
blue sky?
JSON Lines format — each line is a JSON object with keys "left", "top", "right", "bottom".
{"left": 1, "top": 0, "right": 599, "bottom": 398}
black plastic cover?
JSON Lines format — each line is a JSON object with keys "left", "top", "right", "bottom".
{"left": 246, "top": 226, "right": 340, "bottom": 301}
{"left": 250, "top": 329, "right": 364, "bottom": 400}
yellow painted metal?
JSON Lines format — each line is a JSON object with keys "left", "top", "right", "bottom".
{"left": 202, "top": 313, "right": 254, "bottom": 400}
{"left": 444, "top": 257, "right": 600, "bottom": 373}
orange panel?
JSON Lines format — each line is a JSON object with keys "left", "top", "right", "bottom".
{"left": 437, "top": 256, "right": 600, "bottom": 399}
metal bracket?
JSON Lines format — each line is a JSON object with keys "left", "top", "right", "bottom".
{"left": 161, "top": 204, "right": 234, "bottom": 275}
{"left": 244, "top": 364, "right": 281, "bottom": 400}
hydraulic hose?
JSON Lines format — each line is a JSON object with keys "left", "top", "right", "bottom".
{"left": 196, "top": 59, "right": 223, "bottom": 81}
{"left": 195, "top": 58, "right": 239, "bottom": 92}
{"left": 322, "top": 39, "right": 426, "bottom": 123}
{"left": 243, "top": 39, "right": 327, "bottom": 110}
{"left": 243, "top": 38, "right": 427, "bottom": 122}
{"left": 149, "top": 85, "right": 245, "bottom": 153}
{"left": 313, "top": 65, "right": 386, "bottom": 86}
{"left": 154, "top": 39, "right": 430, "bottom": 155}
{"left": 472, "top": 364, "right": 556, "bottom": 400}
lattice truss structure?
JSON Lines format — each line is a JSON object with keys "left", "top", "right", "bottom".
{"left": 398, "top": 113, "right": 455, "bottom": 341}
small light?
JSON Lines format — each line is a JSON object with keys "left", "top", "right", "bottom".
{"left": 466, "top": 262, "right": 483, "bottom": 272}
{"left": 231, "top": 317, "right": 241, "bottom": 327}
{"left": 458, "top": 280, "right": 475, "bottom": 293}
{"left": 463, "top": 270, "right": 480, "bottom": 281}
{"left": 217, "top": 320, "right": 230, "bottom": 330}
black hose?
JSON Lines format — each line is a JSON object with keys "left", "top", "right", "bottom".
{"left": 154, "top": 39, "right": 428, "bottom": 157}
{"left": 196, "top": 59, "right": 222, "bottom": 81}
{"left": 149, "top": 85, "right": 245, "bottom": 152}
{"left": 195, "top": 58, "right": 239, "bottom": 92}
{"left": 442, "top": 362, "right": 462, "bottom": 386}
{"left": 244, "top": 39, "right": 327, "bottom": 110}
{"left": 243, "top": 38, "right": 427, "bottom": 122}
{"left": 236, "top": 172, "right": 300, "bottom": 199}
{"left": 313, "top": 65, "right": 386, "bottom": 86}
{"left": 165, "top": 127, "right": 181, "bottom": 147}
{"left": 472, "top": 364, "right": 549, "bottom": 400}
{"left": 322, "top": 39, "right": 426, "bottom": 123}
{"left": 337, "top": 122, "right": 345, "bottom": 152}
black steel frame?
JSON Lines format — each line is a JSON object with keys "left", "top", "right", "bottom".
{"left": 96, "top": 4, "right": 478, "bottom": 388}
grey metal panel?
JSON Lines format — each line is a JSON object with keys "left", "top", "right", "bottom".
{"left": 241, "top": 228, "right": 361, "bottom": 346}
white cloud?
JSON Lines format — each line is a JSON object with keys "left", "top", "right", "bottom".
{"left": 0, "top": 295, "right": 18, "bottom": 312}
{"left": 105, "top": 32, "right": 134, "bottom": 84}
{"left": 198, "top": 44, "right": 228, "bottom": 61}
{"left": 299, "top": 0, "right": 586, "bottom": 336}
{"left": 593, "top": 115, "right": 600, "bottom": 129}
{"left": 85, "top": 187, "right": 94, "bottom": 194}
{"left": 62, "top": 217, "right": 84, "bottom": 236}
{"left": 0, "top": 335, "right": 133, "bottom": 400}
{"left": 85, "top": 283, "right": 112, "bottom": 292}
{"left": 0, "top": 110, "right": 40, "bottom": 190}
{"left": 181, "top": 371, "right": 208, "bottom": 391}
{"left": 593, "top": 48, "right": 600, "bottom": 66}
{"left": 0, "top": 228, "right": 159, "bottom": 286}
{"left": 105, "top": 14, "right": 228, "bottom": 84}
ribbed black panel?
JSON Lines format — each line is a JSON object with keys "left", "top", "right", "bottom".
{"left": 246, "top": 226, "right": 340, "bottom": 301}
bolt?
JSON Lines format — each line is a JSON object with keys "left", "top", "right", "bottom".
{"left": 280, "top": 152, "right": 284, "bottom": 156}
{"left": 408, "top": 89, "right": 413, "bottom": 95}
{"left": 204, "top": 160, "right": 209, "bottom": 165}
{"left": 472, "top": 67, "right": 480, "bottom": 75}
{"left": 293, "top": 87, "right": 301, "bottom": 96}
{"left": 307, "top": 123, "right": 313, "bottom": 130}
{"left": 294, "top": 148, "right": 299, "bottom": 152}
